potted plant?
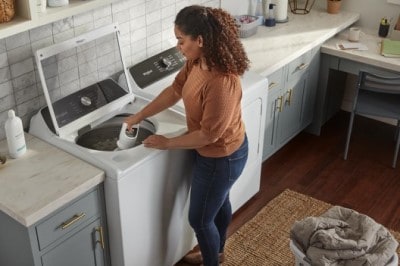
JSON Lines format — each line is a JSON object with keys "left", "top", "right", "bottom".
{"left": 327, "top": 0, "right": 341, "bottom": 14}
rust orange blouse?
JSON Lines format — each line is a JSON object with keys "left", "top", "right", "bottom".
{"left": 170, "top": 60, "right": 245, "bottom": 157}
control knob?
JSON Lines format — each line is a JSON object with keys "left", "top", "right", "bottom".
{"left": 159, "top": 58, "right": 172, "bottom": 69}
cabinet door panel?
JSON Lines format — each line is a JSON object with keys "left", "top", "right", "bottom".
{"left": 263, "top": 88, "right": 280, "bottom": 161}
{"left": 41, "top": 218, "right": 104, "bottom": 266}
{"left": 263, "top": 68, "right": 285, "bottom": 161}
{"left": 278, "top": 77, "right": 306, "bottom": 145}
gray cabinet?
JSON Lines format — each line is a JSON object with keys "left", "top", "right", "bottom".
{"left": 0, "top": 185, "right": 109, "bottom": 266}
{"left": 262, "top": 47, "right": 320, "bottom": 160}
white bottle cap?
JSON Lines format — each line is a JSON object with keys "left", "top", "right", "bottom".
{"left": 8, "top": 109, "right": 15, "bottom": 118}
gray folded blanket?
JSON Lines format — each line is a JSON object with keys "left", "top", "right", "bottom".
{"left": 290, "top": 206, "right": 398, "bottom": 266}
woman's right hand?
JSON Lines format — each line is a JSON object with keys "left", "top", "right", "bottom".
{"left": 124, "top": 113, "right": 142, "bottom": 132}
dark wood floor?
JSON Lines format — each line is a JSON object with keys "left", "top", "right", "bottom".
{"left": 176, "top": 111, "right": 400, "bottom": 265}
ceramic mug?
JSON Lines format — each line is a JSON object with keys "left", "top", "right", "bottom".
{"left": 117, "top": 123, "right": 139, "bottom": 150}
{"left": 348, "top": 27, "right": 361, "bottom": 42}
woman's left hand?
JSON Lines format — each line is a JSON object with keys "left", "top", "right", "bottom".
{"left": 142, "top": 135, "right": 170, "bottom": 150}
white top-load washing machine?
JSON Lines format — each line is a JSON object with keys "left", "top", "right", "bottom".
{"left": 30, "top": 23, "right": 268, "bottom": 266}
{"left": 29, "top": 24, "right": 196, "bottom": 266}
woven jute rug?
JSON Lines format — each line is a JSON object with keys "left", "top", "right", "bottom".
{"left": 224, "top": 189, "right": 400, "bottom": 266}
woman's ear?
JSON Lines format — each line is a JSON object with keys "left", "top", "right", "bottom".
{"left": 197, "top": 35, "right": 204, "bottom": 48}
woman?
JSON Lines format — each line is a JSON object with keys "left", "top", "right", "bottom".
{"left": 124, "top": 5, "right": 250, "bottom": 266}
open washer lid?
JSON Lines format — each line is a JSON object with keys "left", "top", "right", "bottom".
{"left": 35, "top": 24, "right": 135, "bottom": 138}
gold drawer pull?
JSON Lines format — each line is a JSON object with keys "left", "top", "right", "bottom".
{"left": 276, "top": 96, "right": 284, "bottom": 112}
{"left": 269, "top": 82, "right": 278, "bottom": 89}
{"left": 297, "top": 63, "right": 308, "bottom": 70}
{"left": 95, "top": 226, "right": 105, "bottom": 250}
{"left": 286, "top": 89, "right": 293, "bottom": 105}
{"left": 60, "top": 213, "right": 86, "bottom": 230}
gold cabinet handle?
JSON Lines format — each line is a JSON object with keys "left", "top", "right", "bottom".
{"left": 286, "top": 89, "right": 293, "bottom": 105}
{"left": 60, "top": 213, "right": 86, "bottom": 230}
{"left": 276, "top": 96, "right": 284, "bottom": 112}
{"left": 95, "top": 226, "right": 105, "bottom": 250}
{"left": 297, "top": 63, "right": 309, "bottom": 70}
{"left": 268, "top": 81, "right": 278, "bottom": 89}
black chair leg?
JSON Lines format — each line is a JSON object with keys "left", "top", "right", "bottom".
{"left": 393, "top": 120, "right": 400, "bottom": 168}
{"left": 344, "top": 112, "right": 355, "bottom": 160}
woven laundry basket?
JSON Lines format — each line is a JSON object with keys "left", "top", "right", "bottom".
{"left": 0, "top": 0, "right": 15, "bottom": 23}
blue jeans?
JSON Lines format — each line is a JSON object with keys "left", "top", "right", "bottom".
{"left": 188, "top": 135, "right": 248, "bottom": 266}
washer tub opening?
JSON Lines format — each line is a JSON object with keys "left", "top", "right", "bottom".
{"left": 76, "top": 114, "right": 155, "bottom": 151}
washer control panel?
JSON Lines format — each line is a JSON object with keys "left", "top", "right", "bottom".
{"left": 129, "top": 47, "right": 185, "bottom": 89}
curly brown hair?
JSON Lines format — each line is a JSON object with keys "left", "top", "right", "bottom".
{"left": 174, "top": 5, "right": 250, "bottom": 76}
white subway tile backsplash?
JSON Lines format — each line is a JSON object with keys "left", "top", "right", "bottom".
{"left": 118, "top": 16, "right": 131, "bottom": 35}
{"left": 0, "top": 40, "right": 6, "bottom": 53}
{"left": 130, "top": 0, "right": 145, "bottom": 6}
{"left": 44, "top": 76, "right": 60, "bottom": 93}
{"left": 29, "top": 24, "right": 53, "bottom": 43}
{"left": 130, "top": 15, "right": 146, "bottom": 31}
{"left": 11, "top": 71, "right": 36, "bottom": 91}
{"left": 52, "top": 18, "right": 74, "bottom": 35}
{"left": 0, "top": 94, "right": 16, "bottom": 113}
{"left": 78, "top": 48, "right": 97, "bottom": 64}
{"left": 147, "top": 31, "right": 162, "bottom": 47}
{"left": 119, "top": 33, "right": 131, "bottom": 48}
{"left": 146, "top": 43, "right": 162, "bottom": 57}
{"left": 58, "top": 55, "right": 78, "bottom": 73}
{"left": 10, "top": 58, "right": 34, "bottom": 79}
{"left": 7, "top": 44, "right": 32, "bottom": 65}
{"left": 130, "top": 3, "right": 145, "bottom": 18}
{"left": 131, "top": 27, "right": 147, "bottom": 42}
{"left": 59, "top": 68, "right": 79, "bottom": 86}
{"left": 6, "top": 32, "right": 30, "bottom": 51}
{"left": 94, "top": 15, "right": 113, "bottom": 29}
{"left": 161, "top": 0, "right": 175, "bottom": 7}
{"left": 31, "top": 36, "right": 54, "bottom": 55}
{"left": 93, "top": 6, "right": 112, "bottom": 20}
{"left": 14, "top": 84, "right": 39, "bottom": 105}
{"left": 74, "top": 12, "right": 94, "bottom": 27}
{"left": 78, "top": 60, "right": 98, "bottom": 77}
{"left": 74, "top": 22, "right": 95, "bottom": 36}
{"left": 60, "top": 79, "right": 79, "bottom": 97}
{"left": 97, "top": 52, "right": 115, "bottom": 69}
{"left": 53, "top": 28, "right": 74, "bottom": 43}
{"left": 17, "top": 97, "right": 40, "bottom": 118}
{"left": 147, "top": 21, "right": 161, "bottom": 36}
{"left": 0, "top": 0, "right": 220, "bottom": 139}
{"left": 112, "top": 0, "right": 130, "bottom": 14}
{"left": 0, "top": 81, "right": 13, "bottom": 98}
{"left": 162, "top": 15, "right": 175, "bottom": 30}
{"left": 146, "top": 0, "right": 161, "bottom": 12}
{"left": 0, "top": 52, "right": 8, "bottom": 68}
{"left": 0, "top": 111, "right": 7, "bottom": 139}
{"left": 0, "top": 66, "right": 11, "bottom": 82}
{"left": 162, "top": 4, "right": 175, "bottom": 19}
{"left": 79, "top": 72, "right": 99, "bottom": 88}
{"left": 146, "top": 10, "right": 161, "bottom": 25}
{"left": 131, "top": 39, "right": 147, "bottom": 57}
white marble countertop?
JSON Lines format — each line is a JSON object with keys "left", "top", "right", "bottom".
{"left": 241, "top": 7, "right": 360, "bottom": 77}
{"left": 0, "top": 133, "right": 105, "bottom": 227}
{"left": 321, "top": 28, "right": 400, "bottom": 73}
